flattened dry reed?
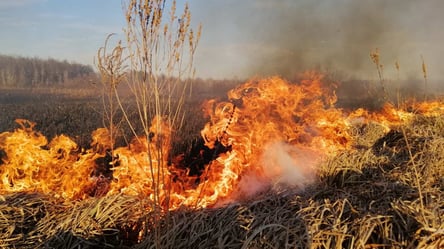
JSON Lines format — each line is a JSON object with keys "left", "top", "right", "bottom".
{"left": 0, "top": 193, "right": 146, "bottom": 248}
{"left": 0, "top": 192, "right": 54, "bottom": 247}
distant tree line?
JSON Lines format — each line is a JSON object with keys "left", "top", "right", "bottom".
{"left": 0, "top": 54, "right": 245, "bottom": 95}
{"left": 0, "top": 54, "right": 95, "bottom": 87}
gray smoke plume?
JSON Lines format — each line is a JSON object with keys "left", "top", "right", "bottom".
{"left": 190, "top": 0, "right": 444, "bottom": 80}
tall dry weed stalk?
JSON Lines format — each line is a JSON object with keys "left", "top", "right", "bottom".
{"left": 394, "top": 60, "right": 401, "bottom": 108}
{"left": 96, "top": 34, "right": 127, "bottom": 158}
{"left": 122, "top": 0, "right": 201, "bottom": 208}
{"left": 369, "top": 48, "right": 429, "bottom": 231}
{"left": 421, "top": 55, "right": 428, "bottom": 101}
{"left": 97, "top": 0, "right": 201, "bottom": 245}
{"left": 370, "top": 48, "right": 388, "bottom": 101}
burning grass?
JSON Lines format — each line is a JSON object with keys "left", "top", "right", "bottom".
{"left": 1, "top": 75, "right": 444, "bottom": 248}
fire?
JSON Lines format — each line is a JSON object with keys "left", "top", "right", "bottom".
{"left": 0, "top": 119, "right": 98, "bottom": 199}
{"left": 1, "top": 72, "right": 444, "bottom": 210}
{"left": 199, "top": 72, "right": 351, "bottom": 202}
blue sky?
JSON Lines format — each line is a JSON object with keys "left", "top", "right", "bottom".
{"left": 1, "top": 0, "right": 444, "bottom": 80}
{"left": 0, "top": 0, "right": 124, "bottom": 67}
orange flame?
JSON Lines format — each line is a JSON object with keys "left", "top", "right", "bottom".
{"left": 1, "top": 72, "right": 444, "bottom": 210}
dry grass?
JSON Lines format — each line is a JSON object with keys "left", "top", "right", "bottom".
{"left": 1, "top": 109, "right": 443, "bottom": 248}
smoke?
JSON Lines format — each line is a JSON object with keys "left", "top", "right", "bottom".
{"left": 260, "top": 142, "right": 318, "bottom": 189}
{"left": 191, "top": 0, "right": 444, "bottom": 80}
{"left": 236, "top": 141, "right": 318, "bottom": 198}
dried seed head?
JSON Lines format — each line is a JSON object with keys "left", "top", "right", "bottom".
{"left": 175, "top": 52, "right": 180, "bottom": 62}
{"left": 197, "top": 24, "right": 202, "bottom": 40}
{"left": 421, "top": 56, "right": 427, "bottom": 79}
{"left": 395, "top": 61, "right": 400, "bottom": 71}
{"left": 163, "top": 24, "right": 168, "bottom": 36}
{"left": 170, "top": 0, "right": 176, "bottom": 23}
{"left": 370, "top": 48, "right": 380, "bottom": 66}
{"left": 188, "top": 29, "right": 194, "bottom": 48}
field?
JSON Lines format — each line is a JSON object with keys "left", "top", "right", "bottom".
{"left": 1, "top": 75, "right": 443, "bottom": 249}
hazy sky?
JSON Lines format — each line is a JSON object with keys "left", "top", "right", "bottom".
{"left": 1, "top": 0, "right": 443, "bottom": 80}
